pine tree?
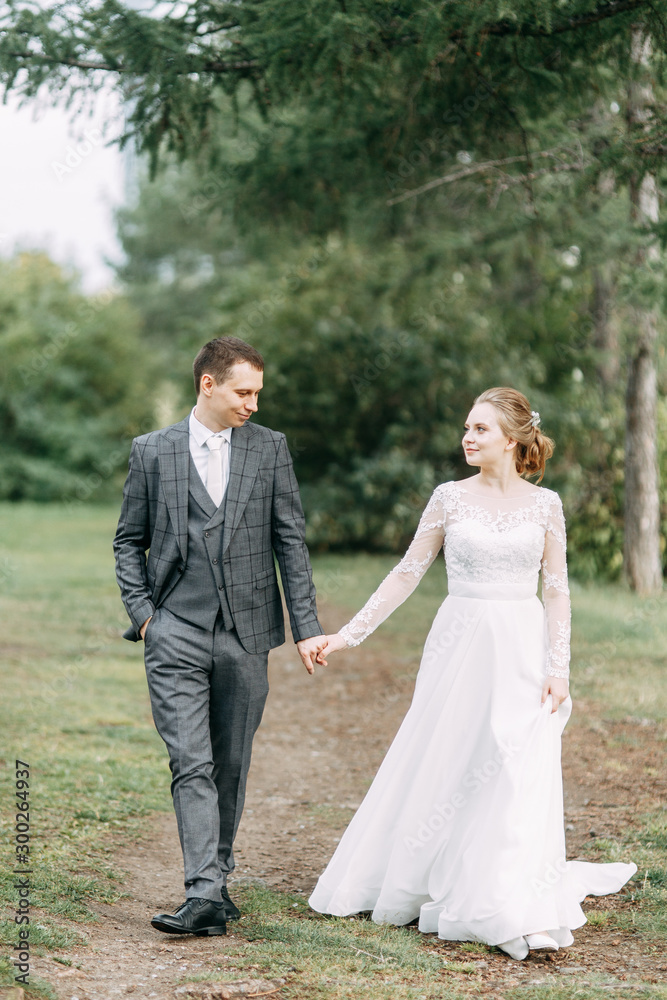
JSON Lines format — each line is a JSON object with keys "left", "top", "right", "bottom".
{"left": 2, "top": 0, "right": 665, "bottom": 580}
{"left": 624, "top": 26, "right": 663, "bottom": 594}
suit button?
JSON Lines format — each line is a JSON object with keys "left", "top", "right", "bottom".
{"left": 218, "top": 584, "right": 223, "bottom": 590}
{"left": 178, "top": 564, "right": 185, "bottom": 572}
{"left": 212, "top": 558, "right": 218, "bottom": 565}
{"left": 205, "top": 531, "right": 211, "bottom": 537}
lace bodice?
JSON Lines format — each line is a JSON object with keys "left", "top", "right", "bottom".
{"left": 339, "top": 480, "right": 571, "bottom": 678}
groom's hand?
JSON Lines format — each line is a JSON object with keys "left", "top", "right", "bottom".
{"left": 139, "top": 616, "right": 152, "bottom": 640}
{"left": 296, "top": 635, "right": 328, "bottom": 675}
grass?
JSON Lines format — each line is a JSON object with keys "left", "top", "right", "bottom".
{"left": 173, "top": 884, "right": 667, "bottom": 1000}
{"left": 0, "top": 502, "right": 666, "bottom": 1000}
{"left": 0, "top": 956, "right": 57, "bottom": 1000}
{"left": 0, "top": 503, "right": 171, "bottom": 947}
{"left": 177, "top": 885, "right": 449, "bottom": 1000}
{"left": 578, "top": 811, "right": 667, "bottom": 939}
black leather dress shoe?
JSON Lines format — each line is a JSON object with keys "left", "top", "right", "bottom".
{"left": 151, "top": 898, "right": 227, "bottom": 935}
{"left": 220, "top": 886, "right": 240, "bottom": 921}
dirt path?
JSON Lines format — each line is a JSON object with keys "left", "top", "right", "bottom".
{"left": 31, "top": 613, "right": 667, "bottom": 999}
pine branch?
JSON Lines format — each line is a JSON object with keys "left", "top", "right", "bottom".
{"left": 4, "top": 49, "right": 259, "bottom": 74}
{"left": 386, "top": 149, "right": 583, "bottom": 206}
{"left": 193, "top": 22, "right": 241, "bottom": 37}
{"left": 5, "top": 50, "right": 116, "bottom": 71}
{"left": 492, "top": 162, "right": 586, "bottom": 189}
{"left": 1, "top": 0, "right": 652, "bottom": 82}
{"left": 457, "top": 43, "right": 537, "bottom": 209}
{"left": 468, "top": 0, "right": 650, "bottom": 38}
{"left": 201, "top": 58, "right": 258, "bottom": 74}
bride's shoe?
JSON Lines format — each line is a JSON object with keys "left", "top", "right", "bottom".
{"left": 497, "top": 936, "right": 529, "bottom": 960}
{"left": 525, "top": 932, "right": 559, "bottom": 952}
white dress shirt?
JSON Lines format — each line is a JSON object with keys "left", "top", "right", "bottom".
{"left": 189, "top": 407, "right": 233, "bottom": 499}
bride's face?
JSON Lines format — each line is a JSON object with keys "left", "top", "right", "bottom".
{"left": 462, "top": 402, "right": 515, "bottom": 467}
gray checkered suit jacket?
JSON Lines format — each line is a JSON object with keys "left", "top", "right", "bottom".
{"left": 113, "top": 415, "right": 322, "bottom": 653}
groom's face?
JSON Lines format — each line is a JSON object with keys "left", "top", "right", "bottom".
{"left": 199, "top": 361, "right": 264, "bottom": 430}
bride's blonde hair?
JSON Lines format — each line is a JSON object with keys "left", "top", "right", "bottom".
{"left": 474, "top": 387, "right": 554, "bottom": 482}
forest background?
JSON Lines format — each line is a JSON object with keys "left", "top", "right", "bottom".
{"left": 1, "top": 0, "right": 666, "bottom": 589}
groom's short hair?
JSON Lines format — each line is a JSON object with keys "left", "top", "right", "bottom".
{"left": 193, "top": 337, "right": 264, "bottom": 394}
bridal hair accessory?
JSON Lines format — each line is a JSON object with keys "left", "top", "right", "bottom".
{"left": 530, "top": 410, "right": 541, "bottom": 428}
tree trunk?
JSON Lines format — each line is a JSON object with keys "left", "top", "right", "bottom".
{"left": 624, "top": 30, "right": 663, "bottom": 595}
{"left": 624, "top": 306, "right": 662, "bottom": 593}
{"left": 592, "top": 266, "right": 619, "bottom": 390}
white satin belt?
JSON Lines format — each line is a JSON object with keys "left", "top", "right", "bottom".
{"left": 447, "top": 580, "right": 537, "bottom": 601}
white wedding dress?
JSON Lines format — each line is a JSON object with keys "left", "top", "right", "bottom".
{"left": 309, "top": 480, "right": 636, "bottom": 957}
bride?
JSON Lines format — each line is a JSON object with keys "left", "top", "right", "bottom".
{"left": 309, "top": 387, "right": 636, "bottom": 960}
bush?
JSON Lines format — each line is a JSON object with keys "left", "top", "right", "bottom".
{"left": 0, "top": 253, "right": 156, "bottom": 502}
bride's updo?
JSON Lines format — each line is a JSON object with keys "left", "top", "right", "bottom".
{"left": 474, "top": 387, "right": 554, "bottom": 482}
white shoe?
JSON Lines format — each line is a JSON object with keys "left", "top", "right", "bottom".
{"left": 525, "top": 932, "right": 559, "bottom": 952}
{"left": 497, "top": 936, "right": 529, "bottom": 960}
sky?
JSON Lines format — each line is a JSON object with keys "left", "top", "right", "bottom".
{"left": 0, "top": 85, "right": 128, "bottom": 292}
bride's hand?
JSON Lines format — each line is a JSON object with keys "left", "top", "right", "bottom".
{"left": 541, "top": 676, "right": 569, "bottom": 713}
{"left": 315, "top": 633, "right": 348, "bottom": 666}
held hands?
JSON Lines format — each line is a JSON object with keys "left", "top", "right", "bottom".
{"left": 314, "top": 633, "right": 348, "bottom": 667}
{"left": 296, "top": 633, "right": 348, "bottom": 674}
{"left": 541, "top": 676, "right": 569, "bottom": 714}
{"left": 296, "top": 635, "right": 328, "bottom": 675}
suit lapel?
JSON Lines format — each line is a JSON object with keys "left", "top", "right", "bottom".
{"left": 158, "top": 417, "right": 190, "bottom": 560}
{"left": 221, "top": 423, "right": 262, "bottom": 551}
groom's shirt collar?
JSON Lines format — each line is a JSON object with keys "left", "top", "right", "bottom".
{"left": 188, "top": 407, "right": 233, "bottom": 489}
{"left": 189, "top": 407, "right": 233, "bottom": 447}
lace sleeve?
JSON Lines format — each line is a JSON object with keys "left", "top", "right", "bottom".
{"left": 339, "top": 487, "right": 447, "bottom": 647}
{"left": 541, "top": 493, "right": 571, "bottom": 679}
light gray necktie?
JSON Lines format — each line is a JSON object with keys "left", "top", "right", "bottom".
{"left": 205, "top": 436, "right": 228, "bottom": 507}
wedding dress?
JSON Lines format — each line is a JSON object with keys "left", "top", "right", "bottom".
{"left": 309, "top": 481, "right": 636, "bottom": 956}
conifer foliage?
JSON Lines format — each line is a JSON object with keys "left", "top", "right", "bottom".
{"left": 2, "top": 1, "right": 666, "bottom": 586}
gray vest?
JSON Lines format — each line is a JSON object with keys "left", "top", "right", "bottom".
{"left": 162, "top": 456, "right": 234, "bottom": 631}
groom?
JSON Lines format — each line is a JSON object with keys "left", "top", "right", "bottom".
{"left": 113, "top": 336, "right": 326, "bottom": 936}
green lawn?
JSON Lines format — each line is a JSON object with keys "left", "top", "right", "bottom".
{"left": 0, "top": 503, "right": 665, "bottom": 1000}
{"left": 0, "top": 503, "right": 171, "bottom": 990}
